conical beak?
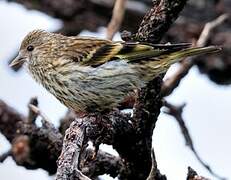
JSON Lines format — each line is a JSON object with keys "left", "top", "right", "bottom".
{"left": 9, "top": 54, "right": 26, "bottom": 67}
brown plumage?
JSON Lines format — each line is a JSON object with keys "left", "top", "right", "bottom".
{"left": 10, "top": 30, "right": 221, "bottom": 113}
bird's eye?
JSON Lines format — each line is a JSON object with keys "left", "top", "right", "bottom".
{"left": 27, "top": 45, "right": 34, "bottom": 51}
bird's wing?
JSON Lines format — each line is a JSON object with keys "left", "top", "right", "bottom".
{"left": 78, "top": 38, "right": 192, "bottom": 67}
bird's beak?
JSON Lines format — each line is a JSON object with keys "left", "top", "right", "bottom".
{"left": 9, "top": 54, "right": 26, "bottom": 67}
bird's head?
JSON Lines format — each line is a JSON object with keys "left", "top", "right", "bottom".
{"left": 10, "top": 29, "right": 58, "bottom": 68}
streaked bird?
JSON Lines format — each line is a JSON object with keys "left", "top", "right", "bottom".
{"left": 10, "top": 30, "right": 220, "bottom": 114}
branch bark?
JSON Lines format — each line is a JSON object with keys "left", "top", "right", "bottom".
{"left": 0, "top": 99, "right": 124, "bottom": 178}
{"left": 161, "top": 13, "right": 228, "bottom": 97}
{"left": 0, "top": 99, "right": 62, "bottom": 174}
{"left": 134, "top": 0, "right": 188, "bottom": 43}
{"left": 56, "top": 119, "right": 90, "bottom": 180}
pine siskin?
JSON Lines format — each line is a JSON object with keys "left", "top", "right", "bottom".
{"left": 10, "top": 30, "right": 220, "bottom": 113}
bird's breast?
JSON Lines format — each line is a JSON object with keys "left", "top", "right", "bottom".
{"left": 28, "top": 61, "right": 144, "bottom": 112}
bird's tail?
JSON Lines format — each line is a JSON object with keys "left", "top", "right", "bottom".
{"left": 159, "top": 46, "right": 221, "bottom": 65}
{"left": 136, "top": 45, "right": 221, "bottom": 82}
{"left": 124, "top": 43, "right": 221, "bottom": 64}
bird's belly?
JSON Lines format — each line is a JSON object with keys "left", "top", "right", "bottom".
{"left": 59, "top": 64, "right": 143, "bottom": 112}
{"left": 63, "top": 73, "right": 140, "bottom": 113}
{"left": 39, "top": 61, "right": 144, "bottom": 113}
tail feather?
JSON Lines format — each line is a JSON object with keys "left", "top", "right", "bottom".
{"left": 130, "top": 45, "right": 221, "bottom": 82}
{"left": 138, "top": 46, "right": 221, "bottom": 82}
{"left": 124, "top": 43, "right": 221, "bottom": 63}
{"left": 157, "top": 46, "right": 222, "bottom": 65}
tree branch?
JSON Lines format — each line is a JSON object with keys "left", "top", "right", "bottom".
{"left": 146, "top": 148, "right": 167, "bottom": 180}
{"left": 0, "top": 150, "right": 11, "bottom": 163}
{"left": 0, "top": 99, "right": 125, "bottom": 178}
{"left": 27, "top": 97, "right": 38, "bottom": 123}
{"left": 134, "top": 0, "right": 188, "bottom": 43}
{"left": 187, "top": 167, "right": 210, "bottom": 180}
{"left": 106, "top": 0, "right": 127, "bottom": 40}
{"left": 0, "top": 98, "right": 63, "bottom": 174}
{"left": 161, "top": 13, "right": 228, "bottom": 97}
{"left": 56, "top": 118, "right": 90, "bottom": 180}
{"left": 164, "top": 101, "right": 226, "bottom": 180}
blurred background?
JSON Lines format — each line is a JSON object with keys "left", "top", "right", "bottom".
{"left": 0, "top": 0, "right": 230, "bottom": 179}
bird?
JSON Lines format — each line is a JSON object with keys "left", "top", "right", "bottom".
{"left": 10, "top": 29, "right": 220, "bottom": 115}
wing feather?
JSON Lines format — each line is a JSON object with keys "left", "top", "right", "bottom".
{"left": 77, "top": 38, "right": 192, "bottom": 67}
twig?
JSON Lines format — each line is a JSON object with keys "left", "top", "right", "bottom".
{"left": 27, "top": 97, "right": 38, "bottom": 123}
{"left": 28, "top": 104, "right": 50, "bottom": 122}
{"left": 164, "top": 102, "right": 193, "bottom": 147}
{"left": 197, "top": 14, "right": 229, "bottom": 47}
{"left": 164, "top": 101, "right": 226, "bottom": 180}
{"left": 187, "top": 167, "right": 210, "bottom": 180}
{"left": 146, "top": 148, "right": 157, "bottom": 180}
{"left": 28, "top": 104, "right": 57, "bottom": 137}
{"left": 146, "top": 148, "right": 167, "bottom": 180}
{"left": 161, "top": 13, "right": 228, "bottom": 97}
{"left": 0, "top": 150, "right": 11, "bottom": 163}
{"left": 161, "top": 58, "right": 193, "bottom": 97}
{"left": 106, "top": 0, "right": 127, "bottom": 40}
{"left": 56, "top": 118, "right": 90, "bottom": 180}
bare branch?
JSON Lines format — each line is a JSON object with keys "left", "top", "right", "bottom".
{"left": 28, "top": 104, "right": 51, "bottom": 122}
{"left": 0, "top": 150, "right": 11, "bottom": 163}
{"left": 161, "top": 58, "right": 193, "bottom": 97}
{"left": 57, "top": 1, "right": 189, "bottom": 179}
{"left": 56, "top": 118, "right": 90, "bottom": 180}
{"left": 146, "top": 149, "right": 157, "bottom": 180}
{"left": 197, "top": 14, "right": 229, "bottom": 47}
{"left": 106, "top": 0, "right": 127, "bottom": 40}
{"left": 0, "top": 99, "right": 63, "bottom": 174}
{"left": 164, "top": 102, "right": 192, "bottom": 147}
{"left": 161, "top": 13, "right": 228, "bottom": 97}
{"left": 187, "top": 167, "right": 210, "bottom": 180}
{"left": 146, "top": 148, "right": 166, "bottom": 180}
{"left": 164, "top": 101, "right": 226, "bottom": 180}
{"left": 27, "top": 97, "right": 38, "bottom": 123}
